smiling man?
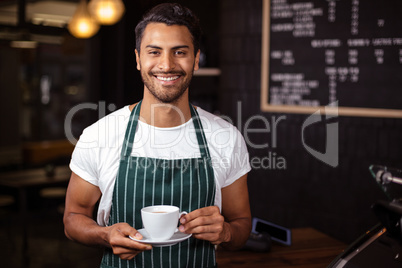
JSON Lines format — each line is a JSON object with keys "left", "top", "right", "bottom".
{"left": 137, "top": 23, "right": 196, "bottom": 104}
{"left": 63, "top": 3, "right": 252, "bottom": 268}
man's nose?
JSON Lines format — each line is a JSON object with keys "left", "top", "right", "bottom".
{"left": 158, "top": 53, "right": 175, "bottom": 71}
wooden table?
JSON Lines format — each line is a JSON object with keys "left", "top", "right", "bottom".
{"left": 216, "top": 228, "right": 347, "bottom": 268}
{"left": 0, "top": 165, "right": 71, "bottom": 265}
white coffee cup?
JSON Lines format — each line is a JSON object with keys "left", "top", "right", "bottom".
{"left": 141, "top": 205, "right": 187, "bottom": 241}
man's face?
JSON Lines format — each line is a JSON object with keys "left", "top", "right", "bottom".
{"left": 135, "top": 23, "right": 200, "bottom": 104}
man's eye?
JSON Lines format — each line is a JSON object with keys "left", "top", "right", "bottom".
{"left": 175, "top": 51, "right": 186, "bottom": 55}
{"left": 149, "top": 51, "right": 160, "bottom": 55}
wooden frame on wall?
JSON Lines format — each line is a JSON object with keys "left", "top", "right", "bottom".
{"left": 260, "top": 0, "right": 402, "bottom": 118}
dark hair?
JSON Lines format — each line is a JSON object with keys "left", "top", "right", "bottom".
{"left": 135, "top": 3, "right": 202, "bottom": 56}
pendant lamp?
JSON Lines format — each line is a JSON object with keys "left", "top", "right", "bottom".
{"left": 68, "top": 0, "right": 100, "bottom": 39}
{"left": 88, "top": 0, "right": 125, "bottom": 25}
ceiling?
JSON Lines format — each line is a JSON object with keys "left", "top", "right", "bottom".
{"left": 0, "top": 0, "right": 77, "bottom": 28}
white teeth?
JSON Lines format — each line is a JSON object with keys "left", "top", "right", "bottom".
{"left": 157, "top": 76, "right": 179, "bottom": 81}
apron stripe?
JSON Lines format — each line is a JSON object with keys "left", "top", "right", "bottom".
{"left": 178, "top": 160, "right": 184, "bottom": 268}
{"left": 161, "top": 159, "right": 165, "bottom": 204}
{"left": 171, "top": 160, "right": 174, "bottom": 204}
{"left": 186, "top": 160, "right": 192, "bottom": 267}
{"left": 123, "top": 167, "right": 128, "bottom": 223}
{"left": 116, "top": 172, "right": 120, "bottom": 224}
{"left": 159, "top": 247, "right": 162, "bottom": 268}
{"left": 197, "top": 160, "right": 201, "bottom": 210}
{"left": 200, "top": 240, "right": 204, "bottom": 268}
{"left": 132, "top": 158, "right": 138, "bottom": 234}
{"left": 152, "top": 162, "right": 157, "bottom": 206}
{"left": 169, "top": 246, "right": 172, "bottom": 267}
{"left": 204, "top": 160, "right": 209, "bottom": 208}
{"left": 142, "top": 158, "right": 147, "bottom": 208}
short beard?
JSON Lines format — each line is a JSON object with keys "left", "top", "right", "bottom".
{"left": 140, "top": 66, "right": 194, "bottom": 104}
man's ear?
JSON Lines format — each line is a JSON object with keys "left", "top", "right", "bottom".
{"left": 135, "top": 49, "right": 141, "bottom": 71}
{"left": 194, "top": 49, "right": 200, "bottom": 71}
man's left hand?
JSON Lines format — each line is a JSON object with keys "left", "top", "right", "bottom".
{"left": 178, "top": 206, "right": 231, "bottom": 245}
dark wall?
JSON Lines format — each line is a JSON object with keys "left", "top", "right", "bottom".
{"left": 219, "top": 0, "right": 402, "bottom": 243}
{"left": 0, "top": 47, "right": 21, "bottom": 166}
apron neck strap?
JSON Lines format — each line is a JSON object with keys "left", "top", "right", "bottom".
{"left": 190, "top": 104, "right": 211, "bottom": 159}
{"left": 121, "top": 101, "right": 142, "bottom": 157}
{"left": 121, "top": 101, "right": 211, "bottom": 159}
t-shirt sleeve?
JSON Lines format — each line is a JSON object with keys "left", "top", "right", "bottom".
{"left": 222, "top": 128, "right": 251, "bottom": 188}
{"left": 69, "top": 128, "right": 100, "bottom": 187}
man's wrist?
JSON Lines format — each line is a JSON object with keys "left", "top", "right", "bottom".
{"left": 222, "top": 222, "right": 232, "bottom": 244}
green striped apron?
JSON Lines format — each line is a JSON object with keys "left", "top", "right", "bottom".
{"left": 100, "top": 101, "right": 217, "bottom": 268}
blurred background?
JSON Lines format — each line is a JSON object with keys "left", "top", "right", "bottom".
{"left": 0, "top": 0, "right": 401, "bottom": 267}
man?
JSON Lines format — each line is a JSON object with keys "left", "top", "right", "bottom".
{"left": 64, "top": 3, "right": 251, "bottom": 267}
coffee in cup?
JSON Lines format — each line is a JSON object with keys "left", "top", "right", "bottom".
{"left": 141, "top": 205, "right": 187, "bottom": 241}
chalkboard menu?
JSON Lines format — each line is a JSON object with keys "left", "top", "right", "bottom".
{"left": 260, "top": 0, "right": 402, "bottom": 118}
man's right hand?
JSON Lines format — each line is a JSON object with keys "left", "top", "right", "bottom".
{"left": 107, "top": 222, "right": 152, "bottom": 260}
{"left": 64, "top": 173, "right": 152, "bottom": 260}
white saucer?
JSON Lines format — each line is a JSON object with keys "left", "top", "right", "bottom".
{"left": 129, "top": 229, "right": 192, "bottom": 247}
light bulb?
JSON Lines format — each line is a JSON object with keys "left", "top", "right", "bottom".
{"left": 68, "top": 0, "right": 100, "bottom": 39}
{"left": 88, "top": 0, "right": 125, "bottom": 25}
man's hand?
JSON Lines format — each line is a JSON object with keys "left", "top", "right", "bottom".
{"left": 178, "top": 175, "right": 251, "bottom": 250}
{"left": 178, "top": 206, "right": 231, "bottom": 245}
{"left": 107, "top": 222, "right": 152, "bottom": 260}
{"left": 64, "top": 173, "right": 152, "bottom": 260}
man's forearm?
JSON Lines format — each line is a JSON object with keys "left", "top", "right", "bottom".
{"left": 220, "top": 217, "right": 251, "bottom": 250}
{"left": 64, "top": 213, "right": 110, "bottom": 248}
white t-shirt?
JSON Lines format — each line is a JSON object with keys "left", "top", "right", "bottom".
{"left": 70, "top": 105, "right": 251, "bottom": 226}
